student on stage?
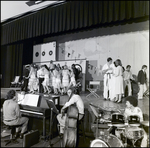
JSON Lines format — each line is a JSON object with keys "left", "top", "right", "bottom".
{"left": 102, "top": 57, "right": 113, "bottom": 100}
{"left": 49, "top": 60, "right": 55, "bottom": 72}
{"left": 62, "top": 65, "right": 70, "bottom": 94}
{"left": 68, "top": 68, "right": 76, "bottom": 89}
{"left": 113, "top": 59, "right": 124, "bottom": 103}
{"left": 137, "top": 65, "right": 147, "bottom": 99}
{"left": 71, "top": 64, "right": 79, "bottom": 82}
{"left": 3, "top": 90, "right": 29, "bottom": 139}
{"left": 55, "top": 65, "right": 62, "bottom": 95}
{"left": 21, "top": 65, "right": 30, "bottom": 93}
{"left": 37, "top": 65, "right": 45, "bottom": 93}
{"left": 123, "top": 65, "right": 134, "bottom": 96}
{"left": 42, "top": 65, "right": 51, "bottom": 94}
{"left": 28, "top": 64, "right": 38, "bottom": 94}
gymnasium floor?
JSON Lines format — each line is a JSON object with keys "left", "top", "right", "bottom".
{"left": 0, "top": 88, "right": 149, "bottom": 147}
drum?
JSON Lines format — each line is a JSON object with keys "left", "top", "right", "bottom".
{"left": 90, "top": 134, "right": 124, "bottom": 147}
{"left": 125, "top": 127, "right": 144, "bottom": 141}
{"left": 111, "top": 113, "right": 125, "bottom": 127}
{"left": 128, "top": 115, "right": 140, "bottom": 126}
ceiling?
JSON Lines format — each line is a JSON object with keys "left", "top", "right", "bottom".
{"left": 1, "top": 1, "right": 65, "bottom": 23}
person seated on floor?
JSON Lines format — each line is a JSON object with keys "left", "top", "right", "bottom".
{"left": 114, "top": 96, "right": 147, "bottom": 147}
{"left": 57, "top": 87, "right": 84, "bottom": 134}
{"left": 3, "top": 90, "right": 29, "bottom": 139}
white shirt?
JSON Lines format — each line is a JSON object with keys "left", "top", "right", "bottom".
{"left": 102, "top": 63, "right": 113, "bottom": 79}
{"left": 123, "top": 70, "right": 133, "bottom": 81}
{"left": 37, "top": 68, "right": 45, "bottom": 78}
{"left": 64, "top": 94, "right": 84, "bottom": 114}
{"left": 124, "top": 106, "right": 143, "bottom": 122}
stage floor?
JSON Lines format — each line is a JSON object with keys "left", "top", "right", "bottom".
{"left": 0, "top": 89, "right": 149, "bottom": 147}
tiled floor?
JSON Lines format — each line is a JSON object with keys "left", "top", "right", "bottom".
{"left": 1, "top": 89, "right": 149, "bottom": 147}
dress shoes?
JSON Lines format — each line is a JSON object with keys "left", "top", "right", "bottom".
{"left": 19, "top": 133, "right": 24, "bottom": 139}
{"left": 14, "top": 132, "right": 19, "bottom": 138}
{"left": 117, "top": 100, "right": 122, "bottom": 103}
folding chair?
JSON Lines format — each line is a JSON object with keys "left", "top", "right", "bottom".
{"left": 10, "top": 76, "right": 20, "bottom": 87}
{"left": 143, "top": 88, "right": 149, "bottom": 99}
{"left": 86, "top": 81, "right": 100, "bottom": 99}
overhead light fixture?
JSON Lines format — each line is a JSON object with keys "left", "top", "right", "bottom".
{"left": 26, "top": 0, "right": 45, "bottom": 6}
{"left": 35, "top": 1, "right": 42, "bottom": 4}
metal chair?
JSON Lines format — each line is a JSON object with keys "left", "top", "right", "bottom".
{"left": 86, "top": 81, "right": 101, "bottom": 99}
{"left": 10, "top": 76, "right": 21, "bottom": 87}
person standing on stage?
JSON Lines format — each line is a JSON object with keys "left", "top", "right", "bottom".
{"left": 21, "top": 65, "right": 30, "bottom": 93}
{"left": 102, "top": 57, "right": 113, "bottom": 100}
{"left": 109, "top": 61, "right": 116, "bottom": 101}
{"left": 3, "top": 90, "right": 29, "bottom": 139}
{"left": 123, "top": 65, "right": 134, "bottom": 96}
{"left": 62, "top": 65, "right": 70, "bottom": 94}
{"left": 71, "top": 64, "right": 79, "bottom": 82}
{"left": 137, "top": 65, "right": 147, "bottom": 100}
{"left": 28, "top": 64, "right": 37, "bottom": 94}
{"left": 113, "top": 59, "right": 124, "bottom": 103}
{"left": 42, "top": 65, "right": 51, "bottom": 94}
{"left": 49, "top": 60, "right": 55, "bottom": 72}
{"left": 37, "top": 65, "right": 45, "bottom": 93}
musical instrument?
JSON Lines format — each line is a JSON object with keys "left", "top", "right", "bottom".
{"left": 124, "top": 126, "right": 144, "bottom": 147}
{"left": 128, "top": 115, "right": 140, "bottom": 127}
{"left": 63, "top": 104, "right": 78, "bottom": 147}
{"left": 111, "top": 113, "right": 126, "bottom": 127}
{"left": 19, "top": 94, "right": 60, "bottom": 139}
{"left": 90, "top": 134, "right": 124, "bottom": 147}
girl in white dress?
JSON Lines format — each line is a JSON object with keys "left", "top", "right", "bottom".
{"left": 42, "top": 65, "right": 51, "bottom": 94}
{"left": 62, "top": 65, "right": 70, "bottom": 94}
{"left": 113, "top": 59, "right": 124, "bottom": 103}
{"left": 68, "top": 69, "right": 76, "bottom": 89}
{"left": 51, "top": 65, "right": 58, "bottom": 94}
{"left": 28, "top": 64, "right": 37, "bottom": 93}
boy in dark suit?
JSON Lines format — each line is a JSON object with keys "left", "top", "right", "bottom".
{"left": 137, "top": 65, "right": 147, "bottom": 99}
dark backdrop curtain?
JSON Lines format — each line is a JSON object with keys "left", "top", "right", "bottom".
{"left": 1, "top": 43, "right": 23, "bottom": 87}
{"left": 1, "top": 1, "right": 149, "bottom": 45}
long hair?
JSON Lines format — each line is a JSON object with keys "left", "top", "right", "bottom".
{"left": 115, "top": 59, "right": 122, "bottom": 66}
{"left": 125, "top": 96, "right": 138, "bottom": 107}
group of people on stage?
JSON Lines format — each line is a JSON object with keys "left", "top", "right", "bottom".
{"left": 21, "top": 60, "right": 81, "bottom": 95}
{"left": 102, "top": 57, "right": 148, "bottom": 103}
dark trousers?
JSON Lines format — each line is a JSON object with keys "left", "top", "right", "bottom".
{"left": 21, "top": 78, "right": 29, "bottom": 92}
{"left": 39, "top": 78, "right": 44, "bottom": 93}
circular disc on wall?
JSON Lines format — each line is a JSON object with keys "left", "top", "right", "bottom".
{"left": 49, "top": 50, "right": 53, "bottom": 55}
{"left": 35, "top": 52, "right": 39, "bottom": 57}
{"left": 42, "top": 51, "right": 45, "bottom": 56}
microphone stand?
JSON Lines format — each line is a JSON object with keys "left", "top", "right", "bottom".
{"left": 49, "top": 108, "right": 53, "bottom": 147}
